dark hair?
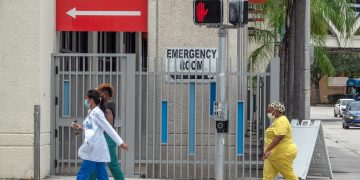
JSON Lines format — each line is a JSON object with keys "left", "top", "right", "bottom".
{"left": 97, "top": 83, "right": 114, "bottom": 97}
{"left": 87, "top": 90, "right": 105, "bottom": 112}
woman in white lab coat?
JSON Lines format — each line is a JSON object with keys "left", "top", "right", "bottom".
{"left": 72, "top": 89, "right": 126, "bottom": 180}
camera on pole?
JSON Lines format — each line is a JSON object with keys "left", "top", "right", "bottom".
{"left": 229, "top": 0, "right": 248, "bottom": 26}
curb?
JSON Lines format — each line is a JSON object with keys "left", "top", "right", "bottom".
{"left": 310, "top": 119, "right": 342, "bottom": 122}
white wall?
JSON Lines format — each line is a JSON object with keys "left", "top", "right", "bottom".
{"left": 0, "top": 0, "right": 55, "bottom": 178}
{"left": 0, "top": 0, "right": 40, "bottom": 178}
{"left": 40, "top": 0, "right": 56, "bottom": 177}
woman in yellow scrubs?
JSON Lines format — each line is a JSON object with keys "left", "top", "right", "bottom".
{"left": 263, "top": 101, "right": 298, "bottom": 180}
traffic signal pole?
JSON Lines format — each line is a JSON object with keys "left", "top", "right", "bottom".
{"left": 193, "top": 1, "right": 248, "bottom": 179}
{"left": 216, "top": 27, "right": 228, "bottom": 180}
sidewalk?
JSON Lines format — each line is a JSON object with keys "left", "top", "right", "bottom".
{"left": 45, "top": 113, "right": 360, "bottom": 180}
{"left": 322, "top": 122, "right": 360, "bottom": 180}
{"left": 44, "top": 176, "right": 155, "bottom": 180}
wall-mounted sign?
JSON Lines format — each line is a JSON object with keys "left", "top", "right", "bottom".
{"left": 56, "top": 0, "right": 148, "bottom": 32}
{"left": 164, "top": 48, "right": 218, "bottom": 82}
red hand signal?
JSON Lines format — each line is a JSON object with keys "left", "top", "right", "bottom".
{"left": 196, "top": 2, "right": 208, "bottom": 22}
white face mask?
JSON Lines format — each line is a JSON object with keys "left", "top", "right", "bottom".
{"left": 267, "top": 111, "right": 276, "bottom": 122}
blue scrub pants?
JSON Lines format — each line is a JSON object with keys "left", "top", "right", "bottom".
{"left": 77, "top": 160, "right": 108, "bottom": 180}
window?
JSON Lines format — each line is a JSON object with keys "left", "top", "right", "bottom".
{"left": 60, "top": 32, "right": 88, "bottom": 53}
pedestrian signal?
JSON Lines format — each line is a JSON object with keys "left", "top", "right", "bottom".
{"left": 193, "top": 0, "right": 223, "bottom": 25}
{"left": 229, "top": 0, "right": 248, "bottom": 26}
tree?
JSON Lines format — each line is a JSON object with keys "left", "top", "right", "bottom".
{"left": 328, "top": 51, "right": 360, "bottom": 78}
{"left": 250, "top": 0, "right": 356, "bottom": 119}
{"left": 311, "top": 51, "right": 360, "bottom": 103}
{"left": 310, "top": 47, "right": 335, "bottom": 104}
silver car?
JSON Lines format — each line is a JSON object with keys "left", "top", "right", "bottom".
{"left": 334, "top": 98, "right": 355, "bottom": 117}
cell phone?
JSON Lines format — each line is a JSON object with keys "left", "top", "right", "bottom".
{"left": 72, "top": 120, "right": 81, "bottom": 135}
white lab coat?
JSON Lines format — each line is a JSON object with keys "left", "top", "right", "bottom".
{"left": 78, "top": 106, "right": 123, "bottom": 162}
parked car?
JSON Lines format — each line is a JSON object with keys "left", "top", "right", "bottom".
{"left": 334, "top": 98, "right": 355, "bottom": 117}
{"left": 342, "top": 101, "right": 360, "bottom": 129}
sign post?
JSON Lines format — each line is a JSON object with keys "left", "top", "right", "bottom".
{"left": 215, "top": 28, "right": 228, "bottom": 180}
{"left": 193, "top": 0, "right": 250, "bottom": 179}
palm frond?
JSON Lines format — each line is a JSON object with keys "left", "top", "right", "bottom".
{"left": 248, "top": 42, "right": 274, "bottom": 71}
{"left": 249, "top": 0, "right": 356, "bottom": 74}
{"left": 248, "top": 28, "right": 276, "bottom": 44}
{"left": 314, "top": 47, "right": 335, "bottom": 76}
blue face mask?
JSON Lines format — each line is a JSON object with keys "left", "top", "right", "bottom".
{"left": 84, "top": 99, "right": 90, "bottom": 109}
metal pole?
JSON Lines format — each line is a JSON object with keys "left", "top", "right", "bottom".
{"left": 303, "top": 0, "right": 311, "bottom": 120}
{"left": 216, "top": 27, "right": 228, "bottom": 180}
{"left": 34, "top": 105, "right": 40, "bottom": 180}
{"left": 125, "top": 55, "right": 136, "bottom": 177}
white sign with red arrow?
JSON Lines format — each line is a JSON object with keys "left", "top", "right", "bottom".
{"left": 56, "top": 0, "right": 148, "bottom": 32}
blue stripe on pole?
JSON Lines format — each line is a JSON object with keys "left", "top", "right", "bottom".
{"left": 63, "top": 80, "right": 70, "bottom": 116}
{"left": 237, "top": 101, "right": 244, "bottom": 156}
{"left": 189, "top": 82, "right": 196, "bottom": 155}
{"left": 209, "top": 82, "right": 216, "bottom": 115}
{"left": 161, "top": 101, "right": 168, "bottom": 144}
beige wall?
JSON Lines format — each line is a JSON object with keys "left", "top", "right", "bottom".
{"left": 0, "top": 0, "right": 55, "bottom": 178}
{"left": 311, "top": 76, "right": 347, "bottom": 104}
{"left": 148, "top": 0, "right": 242, "bottom": 67}
{"left": 40, "top": 0, "right": 56, "bottom": 177}
{"left": 0, "top": 0, "right": 264, "bottom": 178}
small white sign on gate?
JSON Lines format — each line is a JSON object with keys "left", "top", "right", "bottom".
{"left": 212, "top": 101, "right": 228, "bottom": 121}
{"left": 164, "top": 48, "right": 217, "bottom": 82}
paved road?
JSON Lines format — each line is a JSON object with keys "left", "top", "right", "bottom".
{"left": 311, "top": 106, "right": 342, "bottom": 120}
{"left": 323, "top": 121, "right": 360, "bottom": 179}
{"left": 310, "top": 106, "right": 360, "bottom": 179}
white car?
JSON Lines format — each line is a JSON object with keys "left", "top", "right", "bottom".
{"left": 334, "top": 99, "right": 355, "bottom": 117}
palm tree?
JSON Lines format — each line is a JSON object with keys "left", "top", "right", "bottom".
{"left": 249, "top": 0, "right": 356, "bottom": 119}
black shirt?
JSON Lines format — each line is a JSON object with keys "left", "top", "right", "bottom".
{"left": 105, "top": 101, "right": 116, "bottom": 127}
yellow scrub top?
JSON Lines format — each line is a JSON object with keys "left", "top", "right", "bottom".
{"left": 264, "top": 115, "right": 297, "bottom": 160}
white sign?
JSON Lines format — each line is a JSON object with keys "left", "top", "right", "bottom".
{"left": 292, "top": 120, "right": 333, "bottom": 180}
{"left": 164, "top": 48, "right": 218, "bottom": 82}
{"left": 213, "top": 101, "right": 228, "bottom": 121}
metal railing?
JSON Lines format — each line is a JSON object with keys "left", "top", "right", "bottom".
{"left": 52, "top": 53, "right": 136, "bottom": 176}
{"left": 52, "top": 54, "right": 273, "bottom": 179}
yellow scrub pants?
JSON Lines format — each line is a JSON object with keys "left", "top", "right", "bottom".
{"left": 263, "top": 151, "right": 298, "bottom": 180}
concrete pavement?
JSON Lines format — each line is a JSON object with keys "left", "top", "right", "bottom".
{"left": 322, "top": 121, "right": 360, "bottom": 180}
{"left": 310, "top": 106, "right": 342, "bottom": 121}
{"left": 44, "top": 177, "right": 154, "bottom": 180}
{"left": 310, "top": 106, "right": 360, "bottom": 179}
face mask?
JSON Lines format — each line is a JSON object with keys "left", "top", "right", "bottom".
{"left": 84, "top": 99, "right": 90, "bottom": 109}
{"left": 267, "top": 111, "right": 276, "bottom": 122}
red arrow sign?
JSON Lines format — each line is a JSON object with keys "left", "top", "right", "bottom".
{"left": 56, "top": 0, "right": 148, "bottom": 32}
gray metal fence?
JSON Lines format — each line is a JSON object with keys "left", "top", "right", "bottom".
{"left": 52, "top": 53, "right": 136, "bottom": 176}
{"left": 52, "top": 53, "right": 274, "bottom": 179}
{"left": 134, "top": 58, "right": 270, "bottom": 179}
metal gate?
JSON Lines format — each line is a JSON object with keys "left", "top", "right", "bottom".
{"left": 133, "top": 58, "right": 272, "bottom": 179}
{"left": 51, "top": 53, "right": 136, "bottom": 176}
{"left": 52, "top": 53, "right": 277, "bottom": 179}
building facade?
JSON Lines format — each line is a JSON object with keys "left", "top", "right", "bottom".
{"left": 0, "top": 0, "right": 273, "bottom": 178}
